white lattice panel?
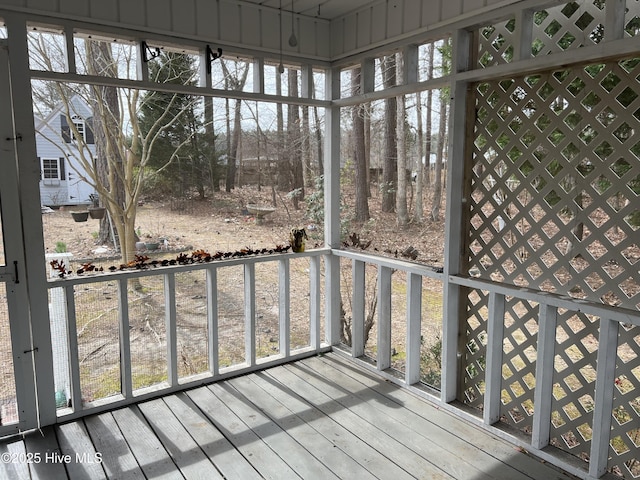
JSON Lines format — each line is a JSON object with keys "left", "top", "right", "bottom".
{"left": 499, "top": 299, "right": 539, "bottom": 433}
{"left": 475, "top": 0, "right": 607, "bottom": 68}
{"left": 550, "top": 310, "right": 600, "bottom": 461}
{"left": 477, "top": 19, "right": 517, "bottom": 68}
{"left": 463, "top": 289, "right": 488, "bottom": 409}
{"left": 470, "top": 59, "right": 640, "bottom": 311}
{"left": 531, "top": 0, "right": 605, "bottom": 56}
{"left": 610, "top": 323, "right": 640, "bottom": 478}
{"left": 467, "top": 13, "right": 640, "bottom": 477}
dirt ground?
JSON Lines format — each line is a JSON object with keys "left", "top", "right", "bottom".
{"left": 42, "top": 184, "right": 447, "bottom": 270}
{"left": 35, "top": 185, "right": 448, "bottom": 405}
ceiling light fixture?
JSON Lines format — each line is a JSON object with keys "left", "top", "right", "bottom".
{"left": 278, "top": 0, "right": 284, "bottom": 73}
{"left": 288, "top": 0, "right": 297, "bottom": 47}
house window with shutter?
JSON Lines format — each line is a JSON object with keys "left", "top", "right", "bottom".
{"left": 71, "top": 115, "right": 85, "bottom": 142}
{"left": 41, "top": 157, "right": 64, "bottom": 184}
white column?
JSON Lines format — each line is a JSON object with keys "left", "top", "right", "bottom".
{"left": 45, "top": 253, "right": 73, "bottom": 407}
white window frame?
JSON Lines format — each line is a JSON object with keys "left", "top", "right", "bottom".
{"left": 70, "top": 115, "right": 85, "bottom": 143}
{"left": 41, "top": 157, "right": 62, "bottom": 184}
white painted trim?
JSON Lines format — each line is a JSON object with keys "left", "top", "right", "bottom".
{"left": 244, "top": 263, "right": 256, "bottom": 366}
{"left": 484, "top": 292, "right": 505, "bottom": 425}
{"left": 352, "top": 259, "right": 365, "bottom": 358}
{"left": 589, "top": 318, "right": 619, "bottom": 478}
{"left": 206, "top": 268, "right": 219, "bottom": 376}
{"left": 377, "top": 266, "right": 392, "bottom": 371}
{"left": 118, "top": 278, "right": 133, "bottom": 398}
{"left": 278, "top": 258, "right": 291, "bottom": 358}
{"left": 64, "top": 285, "right": 82, "bottom": 413}
{"left": 165, "top": 273, "right": 178, "bottom": 387}
{"left": 405, "top": 272, "right": 422, "bottom": 385}
{"left": 531, "top": 304, "right": 557, "bottom": 449}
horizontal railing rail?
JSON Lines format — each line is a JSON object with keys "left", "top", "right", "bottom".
{"left": 449, "top": 274, "right": 640, "bottom": 478}
{"left": 42, "top": 244, "right": 640, "bottom": 479}
{"left": 332, "top": 248, "right": 444, "bottom": 387}
{"left": 333, "top": 249, "right": 640, "bottom": 479}
{"left": 45, "top": 249, "right": 330, "bottom": 421}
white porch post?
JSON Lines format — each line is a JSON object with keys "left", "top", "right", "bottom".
{"left": 324, "top": 66, "right": 341, "bottom": 346}
{"left": 442, "top": 28, "right": 473, "bottom": 404}
{"left": 6, "top": 14, "right": 58, "bottom": 427}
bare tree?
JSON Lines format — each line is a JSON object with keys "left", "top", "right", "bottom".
{"left": 288, "top": 69, "right": 304, "bottom": 209}
{"left": 86, "top": 40, "right": 125, "bottom": 246}
{"left": 31, "top": 35, "right": 203, "bottom": 263}
{"left": 414, "top": 43, "right": 435, "bottom": 224}
{"left": 381, "top": 55, "right": 397, "bottom": 213}
{"left": 431, "top": 96, "right": 448, "bottom": 221}
{"left": 352, "top": 68, "right": 370, "bottom": 222}
{"left": 395, "top": 52, "right": 409, "bottom": 227}
{"left": 220, "top": 60, "right": 250, "bottom": 192}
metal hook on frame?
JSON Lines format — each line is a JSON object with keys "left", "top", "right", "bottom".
{"left": 141, "top": 41, "right": 161, "bottom": 62}
{"left": 206, "top": 45, "right": 223, "bottom": 74}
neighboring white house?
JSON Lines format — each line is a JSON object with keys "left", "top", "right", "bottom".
{"left": 35, "top": 95, "right": 96, "bottom": 206}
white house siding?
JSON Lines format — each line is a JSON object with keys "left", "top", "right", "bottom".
{"left": 35, "top": 96, "right": 96, "bottom": 206}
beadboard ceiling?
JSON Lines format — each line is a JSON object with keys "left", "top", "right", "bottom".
{"left": 240, "top": 0, "right": 378, "bottom": 20}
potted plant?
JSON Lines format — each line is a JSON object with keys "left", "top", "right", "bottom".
{"left": 88, "top": 193, "right": 106, "bottom": 219}
{"left": 71, "top": 210, "right": 89, "bottom": 222}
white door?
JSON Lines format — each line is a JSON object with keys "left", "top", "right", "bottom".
{"left": 0, "top": 43, "right": 39, "bottom": 436}
{"left": 67, "top": 162, "right": 94, "bottom": 204}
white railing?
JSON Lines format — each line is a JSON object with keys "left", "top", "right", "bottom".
{"left": 46, "top": 249, "right": 330, "bottom": 421}
{"left": 449, "top": 275, "right": 640, "bottom": 479}
{"left": 331, "top": 249, "right": 444, "bottom": 387}
{"left": 334, "top": 249, "right": 640, "bottom": 480}
{"left": 45, "top": 245, "right": 640, "bottom": 478}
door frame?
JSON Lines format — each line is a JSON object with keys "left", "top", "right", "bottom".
{"left": 0, "top": 41, "right": 40, "bottom": 436}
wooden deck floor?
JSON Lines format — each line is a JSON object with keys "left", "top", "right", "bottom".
{"left": 0, "top": 353, "right": 577, "bottom": 480}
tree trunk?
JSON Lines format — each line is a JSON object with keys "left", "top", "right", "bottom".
{"left": 414, "top": 90, "right": 424, "bottom": 224}
{"left": 382, "top": 55, "right": 397, "bottom": 213}
{"left": 313, "top": 105, "right": 323, "bottom": 177}
{"left": 288, "top": 69, "right": 304, "bottom": 209}
{"left": 302, "top": 105, "right": 312, "bottom": 186}
{"left": 204, "top": 97, "right": 219, "bottom": 192}
{"left": 276, "top": 73, "right": 288, "bottom": 191}
{"left": 364, "top": 103, "right": 371, "bottom": 198}
{"left": 431, "top": 94, "right": 448, "bottom": 221}
{"left": 87, "top": 41, "right": 125, "bottom": 248}
{"left": 226, "top": 98, "right": 241, "bottom": 192}
{"left": 352, "top": 68, "right": 370, "bottom": 223}
{"left": 396, "top": 92, "right": 408, "bottom": 227}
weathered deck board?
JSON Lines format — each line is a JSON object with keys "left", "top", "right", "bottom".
{"left": 111, "top": 406, "right": 183, "bottom": 479}
{"left": 299, "top": 355, "right": 535, "bottom": 480}
{"left": 23, "top": 426, "right": 68, "bottom": 479}
{"left": 0, "top": 436, "right": 30, "bottom": 480}
{"left": 163, "top": 392, "right": 262, "bottom": 480}
{"left": 137, "top": 397, "right": 223, "bottom": 479}
{"left": 57, "top": 421, "right": 107, "bottom": 479}
{"left": 268, "top": 363, "right": 442, "bottom": 480}
{"left": 228, "top": 373, "right": 379, "bottom": 480}
{"left": 318, "top": 353, "right": 574, "bottom": 480}
{"left": 209, "top": 381, "right": 338, "bottom": 479}
{"left": 84, "top": 412, "right": 146, "bottom": 479}
{"left": 187, "top": 384, "right": 300, "bottom": 480}
{"left": 304, "top": 357, "right": 568, "bottom": 480}
{"left": 0, "top": 353, "right": 579, "bottom": 480}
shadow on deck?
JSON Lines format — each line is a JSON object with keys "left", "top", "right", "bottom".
{"left": 0, "top": 353, "right": 578, "bottom": 479}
